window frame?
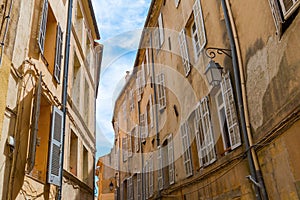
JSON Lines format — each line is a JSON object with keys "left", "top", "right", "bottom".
{"left": 156, "top": 73, "right": 167, "bottom": 110}
{"left": 180, "top": 122, "right": 193, "bottom": 177}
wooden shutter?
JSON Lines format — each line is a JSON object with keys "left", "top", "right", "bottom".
{"left": 27, "top": 74, "right": 42, "bottom": 173}
{"left": 158, "top": 13, "right": 164, "bottom": 47}
{"left": 180, "top": 122, "right": 193, "bottom": 177}
{"left": 168, "top": 134, "right": 175, "bottom": 185}
{"left": 47, "top": 106, "right": 63, "bottom": 186}
{"left": 178, "top": 29, "right": 191, "bottom": 76}
{"left": 157, "top": 73, "right": 166, "bottom": 109}
{"left": 54, "top": 24, "right": 63, "bottom": 83}
{"left": 193, "top": 0, "right": 206, "bottom": 52}
{"left": 221, "top": 73, "right": 241, "bottom": 150}
{"left": 268, "top": 0, "right": 283, "bottom": 35}
{"left": 38, "top": 0, "right": 48, "bottom": 54}
{"left": 199, "top": 97, "right": 216, "bottom": 165}
{"left": 157, "top": 146, "right": 163, "bottom": 190}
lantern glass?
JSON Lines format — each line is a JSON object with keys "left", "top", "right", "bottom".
{"left": 205, "top": 60, "right": 223, "bottom": 86}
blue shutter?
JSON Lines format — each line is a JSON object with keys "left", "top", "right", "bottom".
{"left": 54, "top": 24, "right": 63, "bottom": 83}
{"left": 38, "top": 0, "right": 48, "bottom": 54}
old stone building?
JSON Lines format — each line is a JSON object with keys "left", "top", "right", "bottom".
{"left": 0, "top": 0, "right": 102, "bottom": 199}
{"left": 99, "top": 0, "right": 300, "bottom": 199}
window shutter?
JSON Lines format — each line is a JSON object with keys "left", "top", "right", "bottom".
{"left": 137, "top": 173, "right": 142, "bottom": 199}
{"left": 279, "top": 0, "right": 299, "bottom": 18}
{"left": 120, "top": 182, "right": 124, "bottom": 200}
{"left": 158, "top": 13, "right": 164, "bottom": 47}
{"left": 268, "top": 0, "right": 283, "bottom": 35}
{"left": 122, "top": 136, "right": 127, "bottom": 162}
{"left": 27, "top": 74, "right": 42, "bottom": 173}
{"left": 194, "top": 103, "right": 203, "bottom": 167}
{"left": 178, "top": 29, "right": 191, "bottom": 76}
{"left": 142, "top": 62, "right": 146, "bottom": 87}
{"left": 146, "top": 49, "right": 150, "bottom": 76}
{"left": 175, "top": 0, "right": 180, "bottom": 7}
{"left": 180, "top": 122, "right": 193, "bottom": 177}
{"left": 127, "top": 176, "right": 133, "bottom": 200}
{"left": 149, "top": 95, "right": 154, "bottom": 128}
{"left": 128, "top": 132, "right": 132, "bottom": 157}
{"left": 199, "top": 97, "right": 216, "bottom": 165}
{"left": 54, "top": 24, "right": 63, "bottom": 83}
{"left": 221, "top": 73, "right": 241, "bottom": 150}
{"left": 149, "top": 154, "right": 154, "bottom": 197}
{"left": 145, "top": 110, "right": 148, "bottom": 138}
{"left": 168, "top": 134, "right": 175, "bottom": 185}
{"left": 156, "top": 73, "right": 166, "bottom": 109}
{"left": 145, "top": 162, "right": 149, "bottom": 199}
{"left": 38, "top": 0, "right": 48, "bottom": 54}
{"left": 134, "top": 125, "right": 139, "bottom": 152}
{"left": 193, "top": 0, "right": 206, "bottom": 52}
{"left": 136, "top": 71, "right": 142, "bottom": 101}
{"left": 140, "top": 113, "right": 145, "bottom": 139}
{"left": 129, "top": 90, "right": 134, "bottom": 111}
{"left": 47, "top": 106, "right": 63, "bottom": 186}
{"left": 157, "top": 146, "right": 163, "bottom": 190}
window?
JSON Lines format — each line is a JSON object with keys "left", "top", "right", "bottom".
{"left": 268, "top": 0, "right": 300, "bottom": 35}
{"left": 48, "top": 106, "right": 64, "bottom": 186}
{"left": 156, "top": 73, "right": 166, "bottom": 110}
{"left": 149, "top": 95, "right": 154, "bottom": 128}
{"left": 140, "top": 112, "right": 148, "bottom": 139}
{"left": 127, "top": 176, "right": 133, "bottom": 200}
{"left": 134, "top": 125, "right": 139, "bottom": 152}
{"left": 175, "top": 0, "right": 180, "bottom": 7}
{"left": 136, "top": 70, "right": 143, "bottom": 102}
{"left": 75, "top": 2, "right": 84, "bottom": 43}
{"left": 38, "top": 0, "right": 48, "bottom": 54}
{"left": 194, "top": 97, "right": 216, "bottom": 167}
{"left": 82, "top": 145, "right": 89, "bottom": 183}
{"left": 128, "top": 131, "right": 132, "bottom": 157}
{"left": 158, "top": 13, "right": 165, "bottom": 47}
{"left": 129, "top": 89, "right": 134, "bottom": 111}
{"left": 148, "top": 154, "right": 154, "bottom": 197}
{"left": 72, "top": 53, "right": 81, "bottom": 108}
{"left": 157, "top": 146, "right": 163, "bottom": 190}
{"left": 180, "top": 122, "right": 193, "bottom": 177}
{"left": 144, "top": 161, "right": 149, "bottom": 199}
{"left": 168, "top": 134, "right": 175, "bottom": 185}
{"left": 217, "top": 73, "right": 241, "bottom": 150}
{"left": 122, "top": 136, "right": 128, "bottom": 162}
{"left": 192, "top": 0, "right": 206, "bottom": 57}
{"left": 137, "top": 173, "right": 142, "bottom": 199}
{"left": 69, "top": 130, "right": 78, "bottom": 176}
{"left": 178, "top": 29, "right": 191, "bottom": 76}
{"left": 84, "top": 79, "right": 90, "bottom": 125}
{"left": 54, "top": 24, "right": 63, "bottom": 83}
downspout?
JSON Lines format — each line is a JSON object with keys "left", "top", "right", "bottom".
{"left": 58, "top": 0, "right": 73, "bottom": 199}
{"left": 224, "top": 1, "right": 269, "bottom": 199}
{"left": 220, "top": 0, "right": 262, "bottom": 199}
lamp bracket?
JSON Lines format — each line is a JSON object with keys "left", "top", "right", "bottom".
{"left": 205, "top": 47, "right": 232, "bottom": 59}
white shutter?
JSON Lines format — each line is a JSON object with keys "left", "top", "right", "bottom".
{"left": 54, "top": 24, "right": 63, "bottom": 83}
{"left": 156, "top": 73, "right": 166, "bottom": 109}
{"left": 175, "top": 0, "right": 180, "bottom": 7}
{"left": 149, "top": 154, "right": 154, "bottom": 197}
{"left": 134, "top": 125, "right": 139, "bottom": 152}
{"left": 158, "top": 13, "right": 164, "bottom": 47}
{"left": 180, "top": 122, "right": 193, "bottom": 177}
{"left": 137, "top": 173, "right": 142, "bottom": 199}
{"left": 279, "top": 0, "right": 299, "bottom": 18}
{"left": 168, "top": 134, "right": 175, "bottom": 185}
{"left": 199, "top": 97, "right": 216, "bottom": 165}
{"left": 127, "top": 176, "right": 133, "bottom": 200}
{"left": 27, "top": 74, "right": 42, "bottom": 173}
{"left": 149, "top": 95, "right": 154, "bottom": 128}
{"left": 178, "top": 29, "right": 191, "bottom": 76}
{"left": 140, "top": 113, "right": 145, "bottom": 139}
{"left": 221, "top": 73, "right": 241, "bottom": 150}
{"left": 193, "top": 0, "right": 206, "bottom": 52}
{"left": 157, "top": 146, "right": 163, "bottom": 190}
{"left": 268, "top": 0, "right": 283, "bottom": 35}
{"left": 38, "top": 0, "right": 48, "bottom": 54}
{"left": 47, "top": 106, "right": 63, "bottom": 186}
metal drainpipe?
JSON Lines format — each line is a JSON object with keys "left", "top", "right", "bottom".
{"left": 223, "top": 0, "right": 269, "bottom": 199}
{"left": 58, "top": 0, "right": 73, "bottom": 198}
{"left": 220, "top": 0, "right": 262, "bottom": 199}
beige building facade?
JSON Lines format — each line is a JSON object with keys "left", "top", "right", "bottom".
{"left": 0, "top": 0, "right": 102, "bottom": 199}
{"left": 100, "top": 0, "right": 300, "bottom": 199}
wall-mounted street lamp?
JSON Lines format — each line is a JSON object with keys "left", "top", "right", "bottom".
{"left": 109, "top": 181, "right": 114, "bottom": 191}
{"left": 204, "top": 47, "right": 231, "bottom": 86}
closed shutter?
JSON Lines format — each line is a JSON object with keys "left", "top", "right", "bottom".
{"left": 54, "top": 24, "right": 63, "bottom": 83}
{"left": 168, "top": 134, "right": 175, "bottom": 185}
{"left": 47, "top": 106, "right": 63, "bottom": 186}
{"left": 157, "top": 146, "right": 163, "bottom": 190}
{"left": 175, "top": 0, "right": 180, "bottom": 7}
{"left": 158, "top": 13, "right": 164, "bottom": 47}
{"left": 156, "top": 73, "right": 166, "bottom": 109}
{"left": 199, "top": 97, "right": 216, "bottom": 165}
{"left": 268, "top": 0, "right": 283, "bottom": 35}
{"left": 38, "top": 0, "right": 48, "bottom": 54}
{"left": 180, "top": 122, "right": 193, "bottom": 177}
{"left": 178, "top": 29, "right": 191, "bottom": 76}
{"left": 193, "top": 0, "right": 206, "bottom": 52}
{"left": 137, "top": 173, "right": 142, "bottom": 199}
{"left": 221, "top": 73, "right": 241, "bottom": 150}
{"left": 27, "top": 74, "right": 42, "bottom": 173}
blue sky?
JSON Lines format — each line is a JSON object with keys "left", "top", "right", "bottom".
{"left": 91, "top": 0, "right": 152, "bottom": 159}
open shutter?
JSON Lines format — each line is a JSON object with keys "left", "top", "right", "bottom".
{"left": 178, "top": 29, "right": 191, "bottom": 76}
{"left": 137, "top": 173, "right": 142, "bottom": 199}
{"left": 48, "top": 106, "right": 63, "bottom": 186}
{"left": 268, "top": 0, "right": 284, "bottom": 35}
{"left": 54, "top": 24, "right": 63, "bottom": 83}
{"left": 157, "top": 146, "right": 163, "bottom": 190}
{"left": 181, "top": 122, "right": 193, "bottom": 177}
{"left": 127, "top": 176, "right": 133, "bottom": 200}
{"left": 200, "top": 97, "right": 216, "bottom": 165}
{"left": 27, "top": 74, "right": 42, "bottom": 173}
{"left": 194, "top": 103, "right": 204, "bottom": 167}
{"left": 168, "top": 134, "right": 175, "bottom": 185}
{"left": 149, "top": 154, "right": 154, "bottom": 197}
{"left": 221, "top": 73, "right": 241, "bottom": 150}
{"left": 157, "top": 73, "right": 166, "bottom": 109}
{"left": 38, "top": 0, "right": 48, "bottom": 54}
{"left": 193, "top": 0, "right": 206, "bottom": 52}
{"left": 158, "top": 13, "right": 164, "bottom": 47}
